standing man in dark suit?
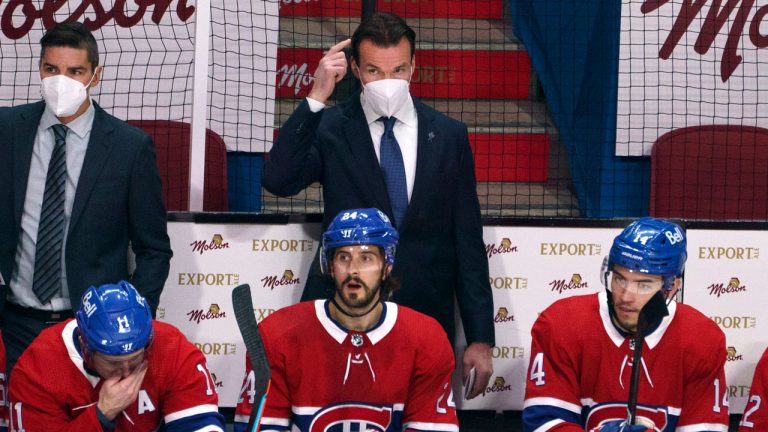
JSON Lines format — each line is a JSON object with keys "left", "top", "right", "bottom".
{"left": 0, "top": 22, "right": 172, "bottom": 377}
{"left": 262, "top": 12, "right": 494, "bottom": 399}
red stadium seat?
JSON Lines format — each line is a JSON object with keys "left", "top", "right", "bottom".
{"left": 127, "top": 120, "right": 228, "bottom": 211}
{"left": 650, "top": 125, "right": 768, "bottom": 220}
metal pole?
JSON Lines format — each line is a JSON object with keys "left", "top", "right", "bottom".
{"left": 189, "top": 0, "right": 211, "bottom": 211}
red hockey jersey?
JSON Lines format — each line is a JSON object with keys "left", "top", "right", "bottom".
{"left": 523, "top": 292, "right": 729, "bottom": 432}
{"left": 8, "top": 319, "right": 224, "bottom": 432}
{"left": 234, "top": 300, "right": 458, "bottom": 432}
{"left": 739, "top": 347, "right": 768, "bottom": 431}
{"left": 1, "top": 332, "right": 6, "bottom": 432}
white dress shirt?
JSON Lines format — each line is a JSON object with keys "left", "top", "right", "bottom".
{"left": 306, "top": 92, "right": 419, "bottom": 201}
{"left": 10, "top": 102, "right": 95, "bottom": 311}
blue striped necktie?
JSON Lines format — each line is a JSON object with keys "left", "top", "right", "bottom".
{"left": 33, "top": 123, "right": 68, "bottom": 304}
{"left": 378, "top": 116, "right": 408, "bottom": 227}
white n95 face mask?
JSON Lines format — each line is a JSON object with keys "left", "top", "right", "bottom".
{"left": 362, "top": 78, "right": 410, "bottom": 118}
{"left": 40, "top": 72, "right": 96, "bottom": 117}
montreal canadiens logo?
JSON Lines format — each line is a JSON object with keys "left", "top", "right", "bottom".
{"left": 308, "top": 403, "right": 393, "bottom": 432}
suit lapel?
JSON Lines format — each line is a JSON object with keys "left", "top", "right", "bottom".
{"left": 13, "top": 102, "right": 46, "bottom": 223}
{"left": 342, "top": 97, "right": 391, "bottom": 214}
{"left": 69, "top": 103, "right": 114, "bottom": 232}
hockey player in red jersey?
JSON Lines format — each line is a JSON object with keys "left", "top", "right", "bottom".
{"left": 523, "top": 218, "right": 729, "bottom": 432}
{"left": 1, "top": 333, "right": 6, "bottom": 432}
{"left": 234, "top": 208, "right": 458, "bottom": 432}
{"left": 739, "top": 347, "right": 768, "bottom": 431}
{"left": 8, "top": 280, "right": 225, "bottom": 432}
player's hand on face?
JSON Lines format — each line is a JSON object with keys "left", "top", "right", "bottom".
{"left": 97, "top": 360, "right": 149, "bottom": 421}
{"left": 462, "top": 342, "right": 493, "bottom": 399}
{"left": 590, "top": 420, "right": 655, "bottom": 432}
{"left": 308, "top": 38, "right": 351, "bottom": 104}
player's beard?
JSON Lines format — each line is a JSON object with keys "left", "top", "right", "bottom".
{"left": 335, "top": 275, "right": 381, "bottom": 311}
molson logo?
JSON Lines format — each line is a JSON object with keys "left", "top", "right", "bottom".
{"left": 708, "top": 277, "right": 747, "bottom": 298}
{"left": 0, "top": 0, "right": 195, "bottom": 40}
{"left": 190, "top": 234, "right": 230, "bottom": 255}
{"left": 261, "top": 270, "right": 301, "bottom": 290}
{"left": 252, "top": 238, "right": 315, "bottom": 252}
{"left": 641, "top": 0, "right": 768, "bottom": 82}
{"left": 187, "top": 304, "right": 227, "bottom": 324}
{"left": 549, "top": 274, "right": 589, "bottom": 294}
{"left": 726, "top": 346, "right": 744, "bottom": 362}
{"left": 483, "top": 376, "right": 512, "bottom": 396}
{"left": 698, "top": 246, "right": 760, "bottom": 260}
{"left": 491, "top": 346, "right": 525, "bottom": 359}
{"left": 486, "top": 238, "right": 518, "bottom": 259}
{"left": 210, "top": 372, "right": 224, "bottom": 390}
{"left": 277, "top": 62, "right": 314, "bottom": 95}
{"left": 494, "top": 307, "right": 515, "bottom": 323}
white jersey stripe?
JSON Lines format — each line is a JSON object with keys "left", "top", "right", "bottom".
{"left": 163, "top": 403, "right": 220, "bottom": 423}
{"left": 532, "top": 418, "right": 565, "bottom": 432}
{"left": 677, "top": 423, "right": 728, "bottom": 432}
{"left": 402, "top": 421, "right": 459, "bottom": 432}
{"left": 190, "top": 426, "right": 224, "bottom": 432}
{"left": 260, "top": 416, "right": 291, "bottom": 426}
{"left": 524, "top": 396, "right": 581, "bottom": 414}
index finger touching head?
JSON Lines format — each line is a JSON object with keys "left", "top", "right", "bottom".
{"left": 328, "top": 38, "right": 352, "bottom": 54}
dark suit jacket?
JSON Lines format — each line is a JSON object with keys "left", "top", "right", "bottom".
{"left": 0, "top": 101, "right": 172, "bottom": 314}
{"left": 263, "top": 94, "right": 495, "bottom": 346}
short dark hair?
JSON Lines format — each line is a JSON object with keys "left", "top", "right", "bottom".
{"left": 40, "top": 21, "right": 99, "bottom": 71}
{"left": 351, "top": 12, "right": 416, "bottom": 62}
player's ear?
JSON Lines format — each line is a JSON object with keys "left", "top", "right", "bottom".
{"left": 383, "top": 263, "right": 392, "bottom": 280}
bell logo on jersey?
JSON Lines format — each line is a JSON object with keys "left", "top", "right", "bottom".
{"left": 308, "top": 403, "right": 393, "bottom": 432}
{"left": 585, "top": 403, "right": 668, "bottom": 431}
{"left": 137, "top": 390, "right": 156, "bottom": 415}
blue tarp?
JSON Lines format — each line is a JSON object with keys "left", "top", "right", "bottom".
{"left": 510, "top": 1, "right": 649, "bottom": 217}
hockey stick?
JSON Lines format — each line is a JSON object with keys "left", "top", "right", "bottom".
{"left": 232, "top": 284, "right": 271, "bottom": 432}
{"left": 627, "top": 290, "right": 669, "bottom": 426}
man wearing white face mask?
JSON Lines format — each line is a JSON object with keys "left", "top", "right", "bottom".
{"left": 0, "top": 21, "right": 171, "bottom": 380}
{"left": 262, "top": 12, "right": 495, "bottom": 400}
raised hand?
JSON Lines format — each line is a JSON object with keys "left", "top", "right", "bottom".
{"left": 97, "top": 360, "right": 149, "bottom": 421}
{"left": 308, "top": 38, "right": 352, "bottom": 104}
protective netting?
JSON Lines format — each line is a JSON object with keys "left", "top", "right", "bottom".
{"left": 18, "top": 1, "right": 753, "bottom": 219}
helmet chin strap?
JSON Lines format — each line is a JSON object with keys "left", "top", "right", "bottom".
{"left": 605, "top": 287, "right": 670, "bottom": 336}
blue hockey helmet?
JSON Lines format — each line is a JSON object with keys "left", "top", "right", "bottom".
{"left": 75, "top": 280, "right": 153, "bottom": 356}
{"left": 320, "top": 208, "right": 399, "bottom": 274}
{"left": 607, "top": 217, "right": 687, "bottom": 290}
